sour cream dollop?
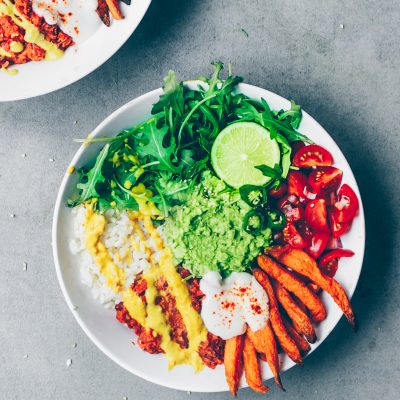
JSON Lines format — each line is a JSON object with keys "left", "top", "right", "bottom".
{"left": 200, "top": 271, "right": 269, "bottom": 340}
{"left": 32, "top": 0, "right": 101, "bottom": 42}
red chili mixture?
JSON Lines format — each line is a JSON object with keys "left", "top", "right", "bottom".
{"left": 0, "top": 0, "right": 73, "bottom": 69}
{"left": 115, "top": 268, "right": 225, "bottom": 369}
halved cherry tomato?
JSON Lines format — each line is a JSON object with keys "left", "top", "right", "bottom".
{"left": 304, "top": 199, "right": 329, "bottom": 233}
{"left": 283, "top": 223, "right": 307, "bottom": 248}
{"left": 287, "top": 171, "right": 309, "bottom": 199}
{"left": 278, "top": 195, "right": 303, "bottom": 222}
{"left": 308, "top": 166, "right": 343, "bottom": 194}
{"left": 278, "top": 194, "right": 300, "bottom": 209}
{"left": 319, "top": 258, "right": 338, "bottom": 277}
{"left": 329, "top": 210, "right": 352, "bottom": 238}
{"left": 290, "top": 141, "right": 306, "bottom": 160}
{"left": 268, "top": 182, "right": 287, "bottom": 198}
{"left": 320, "top": 249, "right": 355, "bottom": 266}
{"left": 334, "top": 184, "right": 359, "bottom": 222}
{"left": 306, "top": 232, "right": 330, "bottom": 259}
{"left": 292, "top": 144, "right": 333, "bottom": 168}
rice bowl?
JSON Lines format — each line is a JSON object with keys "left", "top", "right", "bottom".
{"left": 53, "top": 67, "right": 365, "bottom": 393}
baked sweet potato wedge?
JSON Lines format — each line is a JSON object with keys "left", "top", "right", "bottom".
{"left": 97, "top": 0, "right": 111, "bottom": 26}
{"left": 282, "top": 317, "right": 311, "bottom": 355}
{"left": 248, "top": 322, "right": 284, "bottom": 390}
{"left": 257, "top": 255, "right": 327, "bottom": 322}
{"left": 224, "top": 335, "right": 245, "bottom": 396}
{"left": 243, "top": 335, "right": 270, "bottom": 394}
{"left": 105, "top": 0, "right": 124, "bottom": 20}
{"left": 279, "top": 249, "right": 357, "bottom": 329}
{"left": 273, "top": 280, "right": 317, "bottom": 343}
{"left": 253, "top": 268, "right": 303, "bottom": 365}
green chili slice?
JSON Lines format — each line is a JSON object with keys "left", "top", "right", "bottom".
{"left": 267, "top": 210, "right": 286, "bottom": 230}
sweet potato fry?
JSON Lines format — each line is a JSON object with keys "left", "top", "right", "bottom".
{"left": 248, "top": 323, "right": 284, "bottom": 390}
{"left": 224, "top": 335, "right": 244, "bottom": 396}
{"left": 105, "top": 0, "right": 124, "bottom": 20}
{"left": 253, "top": 268, "right": 303, "bottom": 364}
{"left": 265, "top": 245, "right": 291, "bottom": 259}
{"left": 257, "top": 255, "right": 327, "bottom": 322}
{"left": 97, "top": 0, "right": 111, "bottom": 26}
{"left": 273, "top": 280, "right": 317, "bottom": 343}
{"left": 243, "top": 335, "right": 270, "bottom": 393}
{"left": 279, "top": 249, "right": 357, "bottom": 329}
{"left": 282, "top": 317, "right": 311, "bottom": 355}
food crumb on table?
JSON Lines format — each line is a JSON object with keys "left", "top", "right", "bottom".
{"left": 339, "top": 23, "right": 344, "bottom": 29}
{"left": 49, "top": 158, "right": 55, "bottom": 162}
{"left": 22, "top": 262, "right": 27, "bottom": 271}
{"left": 23, "top": 354, "right": 28, "bottom": 359}
{"left": 66, "top": 359, "right": 72, "bottom": 367}
{"left": 21, "top": 153, "right": 26, "bottom": 158}
{"left": 72, "top": 343, "right": 77, "bottom": 348}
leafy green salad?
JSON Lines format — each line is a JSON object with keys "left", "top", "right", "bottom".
{"left": 69, "top": 62, "right": 311, "bottom": 277}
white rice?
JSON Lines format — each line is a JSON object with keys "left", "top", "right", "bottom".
{"left": 70, "top": 205, "right": 164, "bottom": 309}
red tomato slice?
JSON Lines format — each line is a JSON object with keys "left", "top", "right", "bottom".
{"left": 329, "top": 210, "right": 352, "bottom": 238}
{"left": 319, "top": 258, "right": 338, "bottom": 277}
{"left": 306, "top": 232, "right": 330, "bottom": 259}
{"left": 283, "top": 223, "right": 307, "bottom": 248}
{"left": 292, "top": 144, "right": 333, "bottom": 168}
{"left": 319, "top": 249, "right": 355, "bottom": 266}
{"left": 334, "top": 184, "right": 359, "bottom": 222}
{"left": 308, "top": 166, "right": 343, "bottom": 194}
{"left": 268, "top": 182, "right": 287, "bottom": 198}
{"left": 287, "top": 171, "right": 309, "bottom": 200}
{"left": 278, "top": 195, "right": 303, "bottom": 222}
{"left": 304, "top": 199, "right": 329, "bottom": 233}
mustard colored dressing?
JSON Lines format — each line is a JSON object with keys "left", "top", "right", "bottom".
{"left": 0, "top": 47, "right": 12, "bottom": 57}
{"left": 10, "top": 41, "right": 23, "bottom": 53}
{"left": 83, "top": 203, "right": 207, "bottom": 371}
{"left": 122, "top": 214, "right": 207, "bottom": 371}
{"left": 0, "top": 0, "right": 64, "bottom": 61}
{"left": 83, "top": 204, "right": 126, "bottom": 292}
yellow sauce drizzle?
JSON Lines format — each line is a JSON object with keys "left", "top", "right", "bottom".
{"left": 0, "top": 47, "right": 12, "bottom": 57}
{"left": 10, "top": 41, "right": 23, "bottom": 53}
{"left": 83, "top": 204, "right": 125, "bottom": 292}
{"left": 83, "top": 202, "right": 208, "bottom": 371}
{"left": 123, "top": 213, "right": 208, "bottom": 371}
{"left": 0, "top": 0, "right": 64, "bottom": 61}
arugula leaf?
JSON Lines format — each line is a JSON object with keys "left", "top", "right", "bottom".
{"left": 276, "top": 100, "right": 302, "bottom": 129}
{"left": 151, "top": 70, "right": 184, "bottom": 117}
{"left": 136, "top": 120, "right": 179, "bottom": 173}
{"left": 275, "top": 134, "right": 292, "bottom": 178}
{"left": 255, "top": 163, "right": 283, "bottom": 180}
{"left": 76, "top": 144, "right": 110, "bottom": 202}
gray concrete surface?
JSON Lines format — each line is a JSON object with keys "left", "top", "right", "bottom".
{"left": 1, "top": 0, "right": 399, "bottom": 399}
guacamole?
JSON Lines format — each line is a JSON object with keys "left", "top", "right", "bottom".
{"left": 163, "top": 172, "right": 272, "bottom": 277}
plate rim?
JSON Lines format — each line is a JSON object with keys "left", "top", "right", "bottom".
{"left": 0, "top": 0, "right": 152, "bottom": 102}
{"left": 52, "top": 81, "right": 366, "bottom": 392}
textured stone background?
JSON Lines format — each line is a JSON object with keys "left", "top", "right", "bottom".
{"left": 0, "top": 0, "right": 399, "bottom": 399}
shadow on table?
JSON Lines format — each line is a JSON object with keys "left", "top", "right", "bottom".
{"left": 125, "top": 0, "right": 199, "bottom": 48}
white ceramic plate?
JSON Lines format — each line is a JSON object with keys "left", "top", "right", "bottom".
{"left": 52, "top": 82, "right": 365, "bottom": 393}
{"left": 0, "top": 0, "right": 151, "bottom": 102}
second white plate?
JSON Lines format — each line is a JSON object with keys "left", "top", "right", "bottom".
{"left": 0, "top": 0, "right": 152, "bottom": 102}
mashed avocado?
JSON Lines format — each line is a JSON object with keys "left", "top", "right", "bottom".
{"left": 163, "top": 172, "right": 272, "bottom": 277}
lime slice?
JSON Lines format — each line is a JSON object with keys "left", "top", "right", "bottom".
{"left": 211, "top": 122, "right": 280, "bottom": 188}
